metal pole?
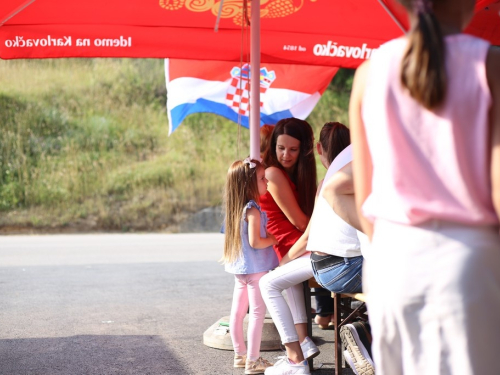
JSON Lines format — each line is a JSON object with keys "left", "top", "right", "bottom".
{"left": 0, "top": 0, "right": 37, "bottom": 27}
{"left": 376, "top": 0, "right": 407, "bottom": 34}
{"left": 249, "top": 0, "right": 261, "bottom": 160}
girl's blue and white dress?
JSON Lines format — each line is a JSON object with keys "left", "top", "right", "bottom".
{"left": 225, "top": 200, "right": 279, "bottom": 275}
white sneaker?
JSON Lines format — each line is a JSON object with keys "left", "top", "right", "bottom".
{"left": 344, "top": 350, "right": 358, "bottom": 375}
{"left": 264, "top": 357, "right": 310, "bottom": 375}
{"left": 300, "top": 336, "right": 320, "bottom": 361}
{"left": 344, "top": 350, "right": 375, "bottom": 375}
{"left": 340, "top": 324, "right": 375, "bottom": 375}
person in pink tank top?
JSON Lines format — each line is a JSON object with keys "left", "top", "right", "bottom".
{"left": 349, "top": 0, "right": 500, "bottom": 374}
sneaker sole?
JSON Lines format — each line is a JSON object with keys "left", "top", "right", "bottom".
{"left": 340, "top": 325, "right": 375, "bottom": 375}
{"left": 344, "top": 350, "right": 359, "bottom": 375}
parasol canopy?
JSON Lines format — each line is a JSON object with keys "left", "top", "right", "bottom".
{"left": 1, "top": 0, "right": 498, "bottom": 158}
{"left": 1, "top": 0, "right": 498, "bottom": 67}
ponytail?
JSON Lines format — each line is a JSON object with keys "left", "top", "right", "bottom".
{"left": 319, "top": 122, "right": 350, "bottom": 165}
{"left": 400, "top": 0, "right": 447, "bottom": 109}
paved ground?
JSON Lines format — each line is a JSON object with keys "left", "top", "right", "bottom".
{"left": 0, "top": 233, "right": 353, "bottom": 375}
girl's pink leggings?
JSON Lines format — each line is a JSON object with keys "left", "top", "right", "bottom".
{"left": 230, "top": 271, "right": 268, "bottom": 361}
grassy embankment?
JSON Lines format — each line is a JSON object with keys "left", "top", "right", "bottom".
{"left": 0, "top": 59, "right": 352, "bottom": 233}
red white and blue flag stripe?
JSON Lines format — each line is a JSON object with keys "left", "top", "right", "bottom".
{"left": 165, "top": 59, "right": 338, "bottom": 135}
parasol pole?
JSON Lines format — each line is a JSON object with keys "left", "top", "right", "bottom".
{"left": 376, "top": 0, "right": 407, "bottom": 33}
{"left": 0, "top": 0, "right": 37, "bottom": 27}
{"left": 249, "top": 0, "right": 261, "bottom": 160}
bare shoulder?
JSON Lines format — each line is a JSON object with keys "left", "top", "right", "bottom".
{"left": 339, "top": 161, "right": 353, "bottom": 174}
{"left": 245, "top": 206, "right": 260, "bottom": 222}
{"left": 349, "top": 62, "right": 370, "bottom": 135}
{"left": 326, "top": 161, "right": 354, "bottom": 190}
{"left": 246, "top": 206, "right": 260, "bottom": 217}
{"left": 265, "top": 166, "right": 286, "bottom": 182}
{"left": 352, "top": 60, "right": 370, "bottom": 93}
{"left": 349, "top": 60, "right": 371, "bottom": 117}
{"left": 355, "top": 59, "right": 371, "bottom": 76}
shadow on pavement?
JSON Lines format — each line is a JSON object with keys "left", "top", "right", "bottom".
{"left": 0, "top": 334, "right": 183, "bottom": 375}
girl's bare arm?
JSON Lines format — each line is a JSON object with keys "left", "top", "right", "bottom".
{"left": 280, "top": 179, "right": 324, "bottom": 266}
{"left": 322, "top": 163, "right": 362, "bottom": 232}
{"left": 349, "top": 60, "right": 374, "bottom": 240}
{"left": 247, "top": 207, "right": 278, "bottom": 249}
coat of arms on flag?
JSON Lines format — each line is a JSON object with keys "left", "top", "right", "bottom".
{"left": 226, "top": 64, "right": 276, "bottom": 116}
{"left": 165, "top": 59, "right": 338, "bottom": 135}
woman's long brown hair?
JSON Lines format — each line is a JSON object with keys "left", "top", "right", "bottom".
{"left": 262, "top": 118, "right": 317, "bottom": 217}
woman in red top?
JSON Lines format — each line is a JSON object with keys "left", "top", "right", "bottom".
{"left": 260, "top": 118, "right": 317, "bottom": 261}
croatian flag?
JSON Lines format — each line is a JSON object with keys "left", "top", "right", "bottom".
{"left": 165, "top": 59, "right": 338, "bottom": 135}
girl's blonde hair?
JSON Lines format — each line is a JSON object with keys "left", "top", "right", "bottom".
{"left": 221, "top": 159, "right": 263, "bottom": 264}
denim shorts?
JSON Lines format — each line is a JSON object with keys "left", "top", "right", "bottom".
{"left": 310, "top": 252, "right": 363, "bottom": 293}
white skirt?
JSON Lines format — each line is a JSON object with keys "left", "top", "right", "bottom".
{"left": 364, "top": 219, "right": 500, "bottom": 375}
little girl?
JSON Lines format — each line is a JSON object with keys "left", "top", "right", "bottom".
{"left": 222, "top": 158, "right": 279, "bottom": 375}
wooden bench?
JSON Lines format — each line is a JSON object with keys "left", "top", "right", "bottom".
{"left": 303, "top": 278, "right": 368, "bottom": 374}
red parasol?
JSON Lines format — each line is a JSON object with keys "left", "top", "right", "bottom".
{"left": 1, "top": 0, "right": 498, "bottom": 157}
{"left": 1, "top": 1, "right": 497, "bottom": 65}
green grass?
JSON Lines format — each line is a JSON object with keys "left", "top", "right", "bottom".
{"left": 0, "top": 59, "right": 351, "bottom": 232}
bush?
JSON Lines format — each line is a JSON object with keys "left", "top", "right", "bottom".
{"left": 0, "top": 59, "right": 349, "bottom": 230}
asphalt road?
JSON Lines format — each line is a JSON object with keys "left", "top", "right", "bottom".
{"left": 0, "top": 233, "right": 350, "bottom": 375}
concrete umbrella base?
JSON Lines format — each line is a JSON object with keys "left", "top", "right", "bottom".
{"left": 203, "top": 315, "right": 282, "bottom": 351}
